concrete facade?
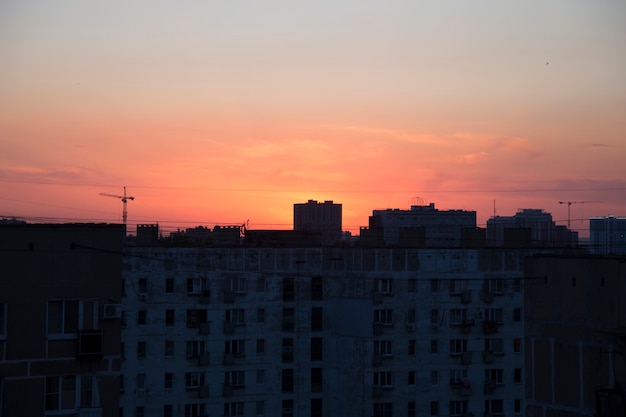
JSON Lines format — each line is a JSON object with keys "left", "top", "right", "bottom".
{"left": 524, "top": 255, "right": 626, "bottom": 417}
{"left": 121, "top": 246, "right": 528, "bottom": 417}
{"left": 0, "top": 223, "right": 125, "bottom": 417}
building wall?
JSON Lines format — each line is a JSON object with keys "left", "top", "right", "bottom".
{"left": 524, "top": 255, "right": 626, "bottom": 417}
{"left": 293, "top": 200, "right": 342, "bottom": 245}
{"left": 121, "top": 247, "right": 528, "bottom": 417}
{"left": 590, "top": 216, "right": 626, "bottom": 255}
{"left": 0, "top": 224, "right": 124, "bottom": 417}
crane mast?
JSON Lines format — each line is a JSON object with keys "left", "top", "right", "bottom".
{"left": 100, "top": 187, "right": 135, "bottom": 228}
{"left": 558, "top": 200, "right": 601, "bottom": 229}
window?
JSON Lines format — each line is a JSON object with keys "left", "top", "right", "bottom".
{"left": 449, "top": 400, "right": 468, "bottom": 417}
{"left": 257, "top": 308, "right": 265, "bottom": 323}
{"left": 513, "top": 338, "right": 522, "bottom": 353}
{"left": 373, "top": 403, "right": 393, "bottom": 417}
{"left": 408, "top": 401, "right": 416, "bottom": 417}
{"left": 164, "top": 373, "right": 173, "bottom": 389}
{"left": 185, "top": 372, "right": 205, "bottom": 389}
{"left": 513, "top": 278, "right": 521, "bottom": 292}
{"left": 430, "top": 401, "right": 439, "bottom": 416}
{"left": 311, "top": 337, "right": 323, "bottom": 361}
{"left": 186, "top": 341, "right": 205, "bottom": 358}
{"left": 430, "top": 370, "right": 438, "bottom": 385}
{"left": 514, "top": 368, "right": 522, "bottom": 383}
{"left": 485, "top": 278, "right": 504, "bottom": 294}
{"left": 448, "top": 279, "right": 460, "bottom": 294}
{"left": 408, "top": 278, "right": 416, "bottom": 293}
{"left": 256, "top": 339, "right": 265, "bottom": 355}
{"left": 407, "top": 309, "right": 416, "bottom": 324}
{"left": 165, "top": 278, "right": 174, "bottom": 293}
{"left": 430, "top": 340, "right": 438, "bottom": 354}
{"left": 256, "top": 369, "right": 265, "bottom": 385}
{"left": 186, "top": 309, "right": 208, "bottom": 328}
{"left": 375, "top": 278, "right": 393, "bottom": 294}
{"left": 45, "top": 375, "right": 98, "bottom": 411}
{"left": 484, "top": 338, "right": 504, "bottom": 354}
{"left": 282, "top": 399, "right": 294, "bottom": 417}
{"left": 430, "top": 279, "right": 439, "bottom": 293}
{"left": 373, "top": 371, "right": 393, "bottom": 387}
{"left": 449, "top": 309, "right": 467, "bottom": 325}
{"left": 164, "top": 405, "right": 173, "bottom": 417}
{"left": 225, "top": 339, "right": 245, "bottom": 356}
{"left": 136, "top": 406, "right": 145, "bottom": 417}
{"left": 485, "top": 399, "right": 503, "bottom": 414}
{"left": 485, "top": 368, "right": 504, "bottom": 384}
{"left": 120, "top": 375, "right": 124, "bottom": 393}
{"left": 311, "top": 367, "right": 322, "bottom": 392}
{"left": 449, "top": 339, "right": 467, "bottom": 355}
{"left": 485, "top": 308, "right": 503, "bottom": 323}
{"left": 374, "top": 309, "right": 393, "bottom": 325}
{"left": 374, "top": 340, "right": 392, "bottom": 356}
{"left": 408, "top": 371, "right": 415, "bottom": 385}
{"left": 283, "top": 277, "right": 294, "bottom": 301}
{"left": 164, "top": 340, "right": 174, "bottom": 357}
{"left": 514, "top": 399, "right": 522, "bottom": 414}
{"left": 282, "top": 307, "right": 295, "bottom": 332}
{"left": 256, "top": 401, "right": 265, "bottom": 417}
{"left": 311, "top": 307, "right": 323, "bottom": 331}
{"left": 137, "top": 310, "right": 147, "bottom": 325}
{"left": 311, "top": 398, "right": 322, "bottom": 417}
{"left": 311, "top": 276, "right": 323, "bottom": 300}
{"left": 408, "top": 339, "right": 416, "bottom": 356}
{"left": 137, "top": 341, "right": 146, "bottom": 358}
{"left": 227, "top": 277, "right": 246, "bottom": 294}
{"left": 449, "top": 369, "right": 468, "bottom": 385}
{"left": 513, "top": 307, "right": 521, "bottom": 322}
{"left": 225, "top": 370, "right": 245, "bottom": 387}
{"left": 138, "top": 278, "right": 147, "bottom": 293}
{"left": 165, "top": 310, "right": 174, "bottom": 326}
{"left": 47, "top": 300, "right": 79, "bottom": 336}
{"left": 431, "top": 309, "right": 439, "bottom": 325}
{"left": 187, "top": 278, "right": 206, "bottom": 294}
{"left": 226, "top": 308, "right": 246, "bottom": 325}
{"left": 185, "top": 404, "right": 207, "bottom": 417}
{"left": 282, "top": 368, "right": 294, "bottom": 392}
{"left": 282, "top": 338, "right": 294, "bottom": 362}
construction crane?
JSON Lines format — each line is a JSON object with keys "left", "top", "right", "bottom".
{"left": 558, "top": 201, "right": 601, "bottom": 229}
{"left": 100, "top": 187, "right": 135, "bottom": 227}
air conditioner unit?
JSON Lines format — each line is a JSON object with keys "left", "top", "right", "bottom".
{"left": 103, "top": 304, "right": 122, "bottom": 319}
{"left": 405, "top": 323, "right": 416, "bottom": 332}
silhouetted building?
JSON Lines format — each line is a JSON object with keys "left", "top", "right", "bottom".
{"left": 0, "top": 223, "right": 125, "bottom": 417}
{"left": 524, "top": 255, "right": 626, "bottom": 417}
{"left": 487, "top": 209, "right": 578, "bottom": 248}
{"left": 136, "top": 223, "right": 159, "bottom": 245}
{"left": 294, "top": 200, "right": 342, "bottom": 244}
{"left": 590, "top": 215, "right": 626, "bottom": 255}
{"left": 361, "top": 202, "right": 476, "bottom": 247}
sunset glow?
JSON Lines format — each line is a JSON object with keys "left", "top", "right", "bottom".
{"left": 1, "top": 1, "right": 625, "bottom": 236}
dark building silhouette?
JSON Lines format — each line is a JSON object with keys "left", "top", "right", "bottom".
{"left": 487, "top": 209, "right": 578, "bottom": 248}
{"left": 0, "top": 223, "right": 125, "bottom": 417}
{"left": 293, "top": 200, "right": 342, "bottom": 245}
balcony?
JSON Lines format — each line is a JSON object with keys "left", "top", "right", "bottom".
{"left": 484, "top": 380, "right": 503, "bottom": 394}
{"left": 223, "top": 353, "right": 234, "bottom": 366}
{"left": 222, "top": 384, "right": 234, "bottom": 397}
{"left": 198, "top": 384, "right": 210, "bottom": 398}
{"left": 78, "top": 408, "right": 103, "bottom": 417}
{"left": 482, "top": 351, "right": 495, "bottom": 363}
{"left": 223, "top": 321, "right": 235, "bottom": 335}
{"left": 461, "top": 351, "right": 472, "bottom": 365}
{"left": 77, "top": 330, "right": 103, "bottom": 358}
{"left": 450, "top": 380, "right": 472, "bottom": 396}
{"left": 461, "top": 290, "right": 472, "bottom": 304}
{"left": 223, "top": 291, "right": 235, "bottom": 304}
{"left": 372, "top": 385, "right": 384, "bottom": 398}
{"left": 372, "top": 291, "right": 384, "bottom": 304}
{"left": 460, "top": 320, "right": 474, "bottom": 334}
{"left": 480, "top": 291, "right": 495, "bottom": 304}
{"left": 199, "top": 322, "right": 211, "bottom": 335}
{"left": 199, "top": 290, "right": 211, "bottom": 304}
{"left": 198, "top": 353, "right": 210, "bottom": 366}
{"left": 373, "top": 322, "right": 384, "bottom": 336}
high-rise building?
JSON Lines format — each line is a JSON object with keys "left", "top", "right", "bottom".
{"left": 293, "top": 200, "right": 342, "bottom": 244}
{"left": 360, "top": 203, "right": 476, "bottom": 247}
{"left": 0, "top": 223, "right": 125, "bottom": 417}
{"left": 590, "top": 215, "right": 626, "bottom": 255}
{"left": 486, "top": 209, "right": 578, "bottom": 248}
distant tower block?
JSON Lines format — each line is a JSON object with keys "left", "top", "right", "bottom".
{"left": 294, "top": 200, "right": 342, "bottom": 244}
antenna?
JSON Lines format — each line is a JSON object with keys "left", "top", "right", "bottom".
{"left": 100, "top": 186, "right": 135, "bottom": 227}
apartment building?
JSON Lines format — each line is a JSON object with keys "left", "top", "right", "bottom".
{"left": 524, "top": 255, "right": 626, "bottom": 417}
{"left": 293, "top": 200, "right": 342, "bottom": 245}
{"left": 590, "top": 215, "right": 626, "bottom": 255}
{"left": 121, "top": 246, "right": 527, "bottom": 417}
{"left": 0, "top": 223, "right": 125, "bottom": 417}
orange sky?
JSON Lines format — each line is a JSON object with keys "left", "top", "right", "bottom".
{"left": 1, "top": 1, "right": 625, "bottom": 237}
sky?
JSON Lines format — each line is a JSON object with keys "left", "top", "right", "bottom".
{"left": 1, "top": 1, "right": 625, "bottom": 237}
